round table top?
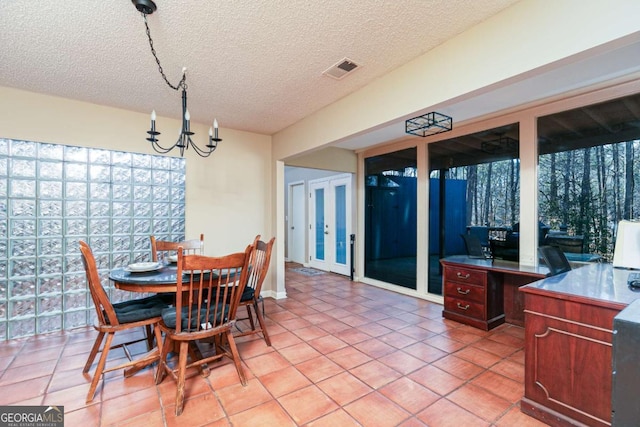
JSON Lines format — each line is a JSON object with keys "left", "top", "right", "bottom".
{"left": 109, "top": 264, "right": 238, "bottom": 293}
{"left": 109, "top": 263, "right": 180, "bottom": 293}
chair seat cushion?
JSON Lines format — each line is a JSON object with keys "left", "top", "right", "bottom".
{"left": 112, "top": 295, "right": 171, "bottom": 324}
{"left": 240, "top": 286, "right": 254, "bottom": 302}
{"left": 161, "top": 304, "right": 230, "bottom": 331}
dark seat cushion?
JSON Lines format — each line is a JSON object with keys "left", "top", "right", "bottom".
{"left": 111, "top": 295, "right": 171, "bottom": 324}
{"left": 156, "top": 292, "right": 175, "bottom": 304}
{"left": 240, "top": 286, "right": 254, "bottom": 302}
{"left": 161, "top": 303, "right": 230, "bottom": 331}
{"left": 219, "top": 285, "right": 253, "bottom": 303}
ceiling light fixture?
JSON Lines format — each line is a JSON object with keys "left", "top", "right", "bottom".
{"left": 132, "top": 0, "right": 221, "bottom": 157}
{"left": 481, "top": 135, "right": 518, "bottom": 154}
{"left": 405, "top": 112, "right": 453, "bottom": 137}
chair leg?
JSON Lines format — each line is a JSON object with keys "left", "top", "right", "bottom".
{"left": 144, "top": 324, "right": 154, "bottom": 350}
{"left": 153, "top": 324, "right": 163, "bottom": 355}
{"left": 253, "top": 300, "right": 271, "bottom": 346}
{"left": 155, "top": 335, "right": 171, "bottom": 385}
{"left": 86, "top": 332, "right": 115, "bottom": 403}
{"left": 225, "top": 330, "right": 247, "bottom": 386}
{"left": 187, "top": 341, "right": 210, "bottom": 378}
{"left": 246, "top": 304, "right": 256, "bottom": 331}
{"left": 83, "top": 331, "right": 105, "bottom": 373}
{"left": 175, "top": 341, "right": 189, "bottom": 416}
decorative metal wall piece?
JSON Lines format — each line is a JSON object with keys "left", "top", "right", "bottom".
{"left": 405, "top": 112, "right": 453, "bottom": 137}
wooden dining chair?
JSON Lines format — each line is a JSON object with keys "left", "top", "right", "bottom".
{"left": 155, "top": 244, "right": 253, "bottom": 416}
{"left": 234, "top": 236, "right": 275, "bottom": 346}
{"left": 79, "top": 241, "right": 169, "bottom": 403}
{"left": 150, "top": 234, "right": 204, "bottom": 263}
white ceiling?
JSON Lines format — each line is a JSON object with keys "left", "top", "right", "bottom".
{"left": 2, "top": 0, "right": 640, "bottom": 153}
{"left": 0, "top": 0, "right": 521, "bottom": 137}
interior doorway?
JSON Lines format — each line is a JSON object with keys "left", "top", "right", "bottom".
{"left": 288, "top": 181, "right": 306, "bottom": 264}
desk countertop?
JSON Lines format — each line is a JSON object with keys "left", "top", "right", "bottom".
{"left": 520, "top": 262, "right": 640, "bottom": 309}
{"left": 441, "top": 255, "right": 549, "bottom": 278}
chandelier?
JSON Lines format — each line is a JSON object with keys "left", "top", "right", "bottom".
{"left": 132, "top": 0, "right": 221, "bottom": 157}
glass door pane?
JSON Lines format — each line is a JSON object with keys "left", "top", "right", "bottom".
{"left": 335, "top": 184, "right": 347, "bottom": 265}
{"left": 364, "top": 147, "right": 417, "bottom": 290}
{"left": 314, "top": 187, "right": 325, "bottom": 261}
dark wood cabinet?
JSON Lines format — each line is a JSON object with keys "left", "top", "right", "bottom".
{"left": 442, "top": 264, "right": 504, "bottom": 330}
{"left": 520, "top": 263, "right": 638, "bottom": 427}
{"left": 441, "top": 256, "right": 546, "bottom": 330}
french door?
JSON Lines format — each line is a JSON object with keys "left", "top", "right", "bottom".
{"left": 308, "top": 175, "right": 351, "bottom": 275}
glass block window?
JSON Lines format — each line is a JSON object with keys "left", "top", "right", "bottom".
{"left": 0, "top": 138, "right": 186, "bottom": 340}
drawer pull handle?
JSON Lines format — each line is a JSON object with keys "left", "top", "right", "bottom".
{"left": 456, "top": 287, "right": 470, "bottom": 295}
{"left": 456, "top": 272, "right": 470, "bottom": 279}
{"left": 457, "top": 303, "right": 470, "bottom": 310}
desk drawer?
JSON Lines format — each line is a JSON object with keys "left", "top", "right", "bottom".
{"left": 444, "top": 281, "right": 485, "bottom": 304}
{"left": 444, "top": 297, "right": 484, "bottom": 320}
{"left": 443, "top": 266, "right": 486, "bottom": 285}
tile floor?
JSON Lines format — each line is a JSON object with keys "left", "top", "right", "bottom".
{"left": 0, "top": 264, "right": 548, "bottom": 426}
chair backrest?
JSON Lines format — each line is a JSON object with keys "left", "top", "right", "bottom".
{"left": 150, "top": 234, "right": 204, "bottom": 262}
{"left": 173, "top": 244, "right": 252, "bottom": 334}
{"left": 79, "top": 241, "right": 120, "bottom": 326}
{"left": 245, "top": 237, "right": 276, "bottom": 296}
{"left": 544, "top": 235, "right": 584, "bottom": 253}
{"left": 538, "top": 245, "right": 572, "bottom": 276}
{"left": 461, "top": 233, "right": 485, "bottom": 258}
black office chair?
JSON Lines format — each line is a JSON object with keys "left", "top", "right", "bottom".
{"left": 538, "top": 245, "right": 572, "bottom": 276}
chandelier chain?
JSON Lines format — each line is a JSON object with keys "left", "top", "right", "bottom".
{"left": 142, "top": 13, "right": 186, "bottom": 91}
{"left": 134, "top": 0, "right": 220, "bottom": 158}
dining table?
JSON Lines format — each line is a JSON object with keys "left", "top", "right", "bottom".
{"left": 109, "top": 262, "right": 185, "bottom": 370}
{"left": 109, "top": 261, "right": 241, "bottom": 376}
{"left": 109, "top": 262, "right": 183, "bottom": 293}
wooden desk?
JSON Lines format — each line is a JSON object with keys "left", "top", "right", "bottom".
{"left": 440, "top": 256, "right": 548, "bottom": 329}
{"left": 520, "top": 264, "right": 639, "bottom": 427}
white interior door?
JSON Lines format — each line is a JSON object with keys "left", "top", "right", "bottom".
{"left": 309, "top": 175, "right": 351, "bottom": 275}
{"left": 288, "top": 182, "right": 306, "bottom": 264}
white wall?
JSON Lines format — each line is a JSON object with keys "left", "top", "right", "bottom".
{"left": 0, "top": 85, "right": 275, "bottom": 282}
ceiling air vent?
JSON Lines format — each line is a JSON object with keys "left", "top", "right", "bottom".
{"left": 323, "top": 58, "right": 360, "bottom": 80}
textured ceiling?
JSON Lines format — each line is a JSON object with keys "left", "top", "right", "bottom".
{"left": 0, "top": 0, "right": 522, "bottom": 136}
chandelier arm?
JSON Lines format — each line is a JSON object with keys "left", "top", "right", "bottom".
{"left": 147, "top": 136, "right": 181, "bottom": 154}
{"left": 142, "top": 13, "right": 186, "bottom": 91}
{"left": 189, "top": 136, "right": 217, "bottom": 158}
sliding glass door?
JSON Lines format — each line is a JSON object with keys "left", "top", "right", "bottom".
{"left": 364, "top": 148, "right": 417, "bottom": 289}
